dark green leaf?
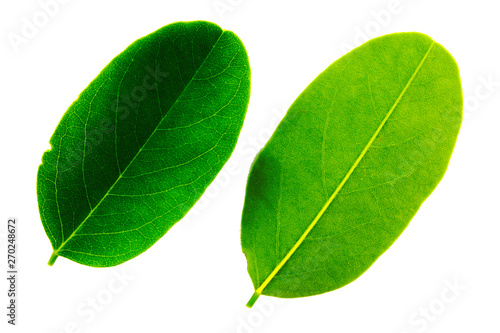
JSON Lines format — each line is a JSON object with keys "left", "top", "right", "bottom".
{"left": 38, "top": 21, "right": 250, "bottom": 267}
{"left": 242, "top": 32, "right": 462, "bottom": 307}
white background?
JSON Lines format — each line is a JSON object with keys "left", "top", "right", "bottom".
{"left": 1, "top": 0, "right": 499, "bottom": 332}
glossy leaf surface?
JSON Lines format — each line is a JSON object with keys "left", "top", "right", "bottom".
{"left": 38, "top": 21, "right": 250, "bottom": 267}
{"left": 242, "top": 32, "right": 462, "bottom": 306}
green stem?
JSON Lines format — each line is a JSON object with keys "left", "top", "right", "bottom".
{"left": 246, "top": 291, "right": 261, "bottom": 308}
{"left": 48, "top": 251, "right": 59, "bottom": 266}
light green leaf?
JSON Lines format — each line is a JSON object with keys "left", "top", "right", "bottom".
{"left": 37, "top": 21, "right": 250, "bottom": 267}
{"left": 242, "top": 32, "right": 462, "bottom": 307}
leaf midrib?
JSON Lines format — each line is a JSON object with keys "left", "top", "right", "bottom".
{"left": 252, "top": 41, "right": 436, "bottom": 298}
{"left": 52, "top": 30, "right": 227, "bottom": 257}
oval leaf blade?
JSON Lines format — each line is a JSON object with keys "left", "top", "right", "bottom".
{"left": 38, "top": 21, "right": 251, "bottom": 267}
{"left": 242, "top": 32, "right": 462, "bottom": 306}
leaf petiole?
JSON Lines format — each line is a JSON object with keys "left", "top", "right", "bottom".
{"left": 246, "top": 291, "right": 261, "bottom": 308}
{"left": 48, "top": 251, "right": 59, "bottom": 266}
